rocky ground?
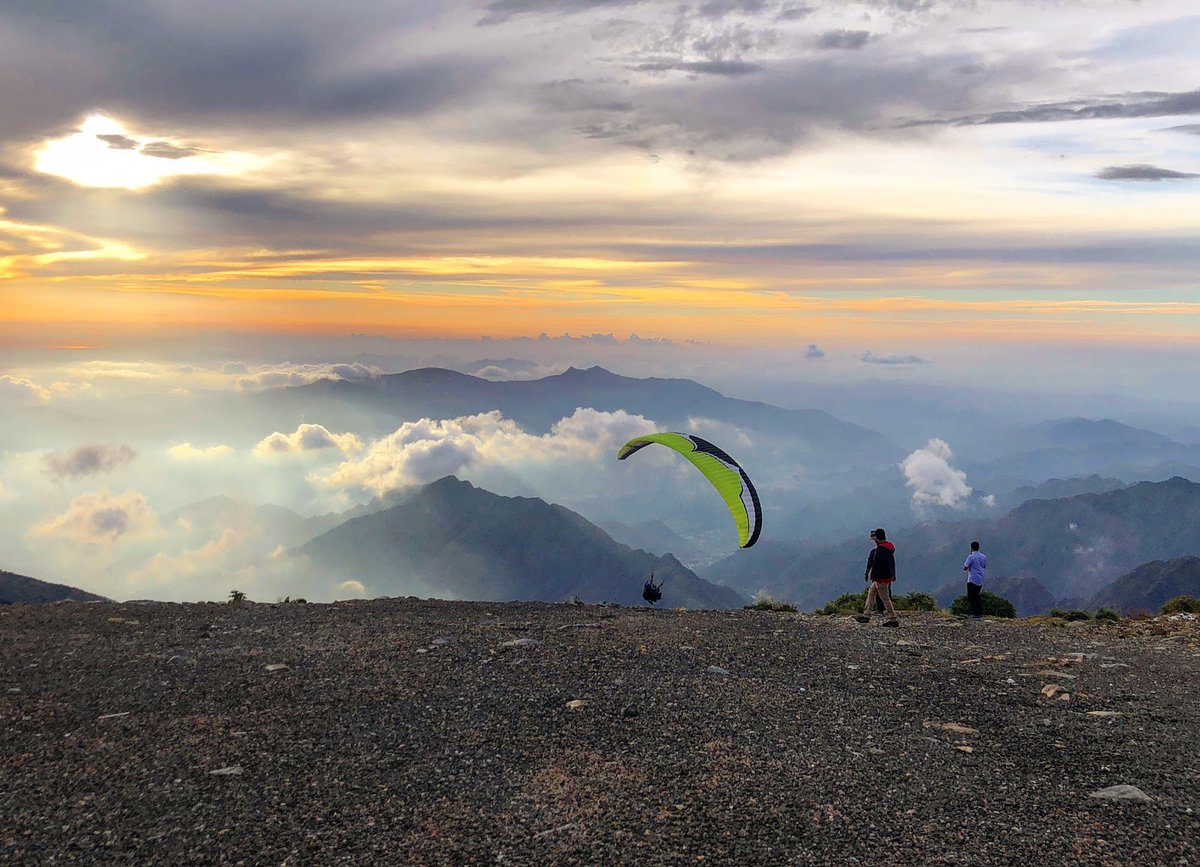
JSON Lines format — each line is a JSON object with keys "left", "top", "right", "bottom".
{"left": 3, "top": 599, "right": 1199, "bottom": 866}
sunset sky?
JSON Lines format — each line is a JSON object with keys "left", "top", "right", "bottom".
{"left": 1, "top": 0, "right": 1198, "bottom": 366}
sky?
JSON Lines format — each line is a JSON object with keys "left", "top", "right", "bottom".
{"left": 1, "top": 0, "right": 1199, "bottom": 360}
{"left": 3, "top": 1, "right": 1200, "bottom": 602}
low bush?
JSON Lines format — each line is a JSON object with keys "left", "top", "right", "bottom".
{"left": 1093, "top": 607, "right": 1120, "bottom": 623}
{"left": 1048, "top": 608, "right": 1091, "bottom": 622}
{"left": 1161, "top": 595, "right": 1200, "bottom": 615}
{"left": 817, "top": 590, "right": 868, "bottom": 615}
{"left": 950, "top": 591, "right": 1016, "bottom": 618}
{"left": 228, "top": 589, "right": 246, "bottom": 604}
{"left": 817, "top": 589, "right": 941, "bottom": 614}
{"left": 894, "top": 591, "right": 939, "bottom": 612}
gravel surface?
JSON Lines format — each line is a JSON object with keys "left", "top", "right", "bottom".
{"left": 3, "top": 600, "right": 1199, "bottom": 865}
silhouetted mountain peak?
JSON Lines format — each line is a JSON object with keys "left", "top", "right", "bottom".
{"left": 1, "top": 570, "right": 108, "bottom": 604}
{"left": 292, "top": 478, "right": 744, "bottom": 608}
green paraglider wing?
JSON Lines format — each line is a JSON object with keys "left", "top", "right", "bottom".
{"left": 617, "top": 432, "right": 762, "bottom": 548}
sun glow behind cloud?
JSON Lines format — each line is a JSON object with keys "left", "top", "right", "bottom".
{"left": 34, "top": 114, "right": 256, "bottom": 190}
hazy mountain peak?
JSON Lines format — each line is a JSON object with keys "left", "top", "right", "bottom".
{"left": 394, "top": 367, "right": 483, "bottom": 384}
{"left": 555, "top": 365, "right": 620, "bottom": 380}
{"left": 1033, "top": 417, "right": 1174, "bottom": 446}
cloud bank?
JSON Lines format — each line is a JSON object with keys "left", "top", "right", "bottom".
{"left": 317, "top": 408, "right": 656, "bottom": 496}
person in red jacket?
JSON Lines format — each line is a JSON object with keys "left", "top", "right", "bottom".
{"left": 856, "top": 528, "right": 899, "bottom": 627}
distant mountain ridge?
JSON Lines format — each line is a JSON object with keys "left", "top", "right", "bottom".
{"left": 284, "top": 476, "right": 745, "bottom": 608}
{"left": 994, "top": 475, "right": 1127, "bottom": 511}
{"left": 969, "top": 418, "right": 1200, "bottom": 487}
{"left": 1089, "top": 556, "right": 1200, "bottom": 614}
{"left": 283, "top": 365, "right": 891, "bottom": 458}
{"left": 0, "top": 570, "right": 108, "bottom": 605}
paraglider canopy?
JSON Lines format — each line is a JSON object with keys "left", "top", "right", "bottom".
{"left": 618, "top": 432, "right": 762, "bottom": 549}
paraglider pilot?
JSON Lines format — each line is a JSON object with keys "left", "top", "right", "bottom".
{"left": 643, "top": 572, "right": 663, "bottom": 605}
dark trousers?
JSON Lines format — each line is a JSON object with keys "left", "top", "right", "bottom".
{"left": 967, "top": 582, "right": 982, "bottom": 617}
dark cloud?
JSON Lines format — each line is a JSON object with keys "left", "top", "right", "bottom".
{"left": 913, "top": 88, "right": 1200, "bottom": 128}
{"left": 815, "top": 30, "right": 872, "bottom": 50}
{"left": 804, "top": 344, "right": 825, "bottom": 358}
{"left": 97, "top": 132, "right": 202, "bottom": 159}
{"left": 633, "top": 60, "right": 762, "bottom": 76}
{"left": 1165, "top": 123, "right": 1200, "bottom": 135}
{"left": 96, "top": 134, "right": 138, "bottom": 150}
{"left": 861, "top": 0, "right": 937, "bottom": 11}
{"left": 43, "top": 445, "right": 137, "bottom": 480}
{"left": 0, "top": 1, "right": 493, "bottom": 140}
{"left": 543, "top": 51, "right": 984, "bottom": 161}
{"left": 777, "top": 5, "right": 815, "bottom": 21}
{"left": 91, "top": 507, "right": 131, "bottom": 537}
{"left": 478, "top": 0, "right": 643, "bottom": 25}
{"left": 697, "top": 0, "right": 770, "bottom": 16}
{"left": 537, "top": 80, "right": 635, "bottom": 113}
{"left": 863, "top": 351, "right": 927, "bottom": 366}
{"left": 615, "top": 236, "right": 1200, "bottom": 267}
{"left": 140, "top": 141, "right": 202, "bottom": 160}
{"left": 1095, "top": 164, "right": 1199, "bottom": 182}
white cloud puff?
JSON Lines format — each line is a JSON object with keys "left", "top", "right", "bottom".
{"left": 900, "top": 438, "right": 973, "bottom": 509}
{"left": 169, "top": 443, "right": 235, "bottom": 460}
{"left": 336, "top": 580, "right": 367, "bottom": 598}
{"left": 253, "top": 424, "right": 365, "bottom": 457}
{"left": 29, "top": 489, "right": 158, "bottom": 545}
{"left": 317, "top": 408, "right": 655, "bottom": 496}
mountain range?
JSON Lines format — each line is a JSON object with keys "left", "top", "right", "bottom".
{"left": 275, "top": 476, "right": 745, "bottom": 609}
{"left": 286, "top": 365, "right": 890, "bottom": 454}
{"left": 706, "top": 476, "right": 1200, "bottom": 612}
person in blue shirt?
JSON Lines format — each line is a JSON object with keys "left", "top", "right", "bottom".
{"left": 963, "top": 540, "right": 987, "bottom": 620}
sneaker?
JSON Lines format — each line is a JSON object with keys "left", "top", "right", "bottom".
{"left": 882, "top": 619, "right": 900, "bottom": 628}
{"left": 854, "top": 614, "right": 870, "bottom": 624}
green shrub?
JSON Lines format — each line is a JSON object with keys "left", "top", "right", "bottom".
{"left": 816, "top": 589, "right": 940, "bottom": 614}
{"left": 950, "top": 591, "right": 1015, "bottom": 618}
{"left": 817, "top": 590, "right": 868, "bottom": 615}
{"left": 1161, "top": 595, "right": 1200, "bottom": 615}
{"left": 1094, "top": 607, "right": 1120, "bottom": 623}
{"left": 746, "top": 590, "right": 798, "bottom": 613}
{"left": 227, "top": 589, "right": 246, "bottom": 603}
{"left": 1048, "top": 608, "right": 1091, "bottom": 622}
{"left": 894, "top": 592, "right": 939, "bottom": 612}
